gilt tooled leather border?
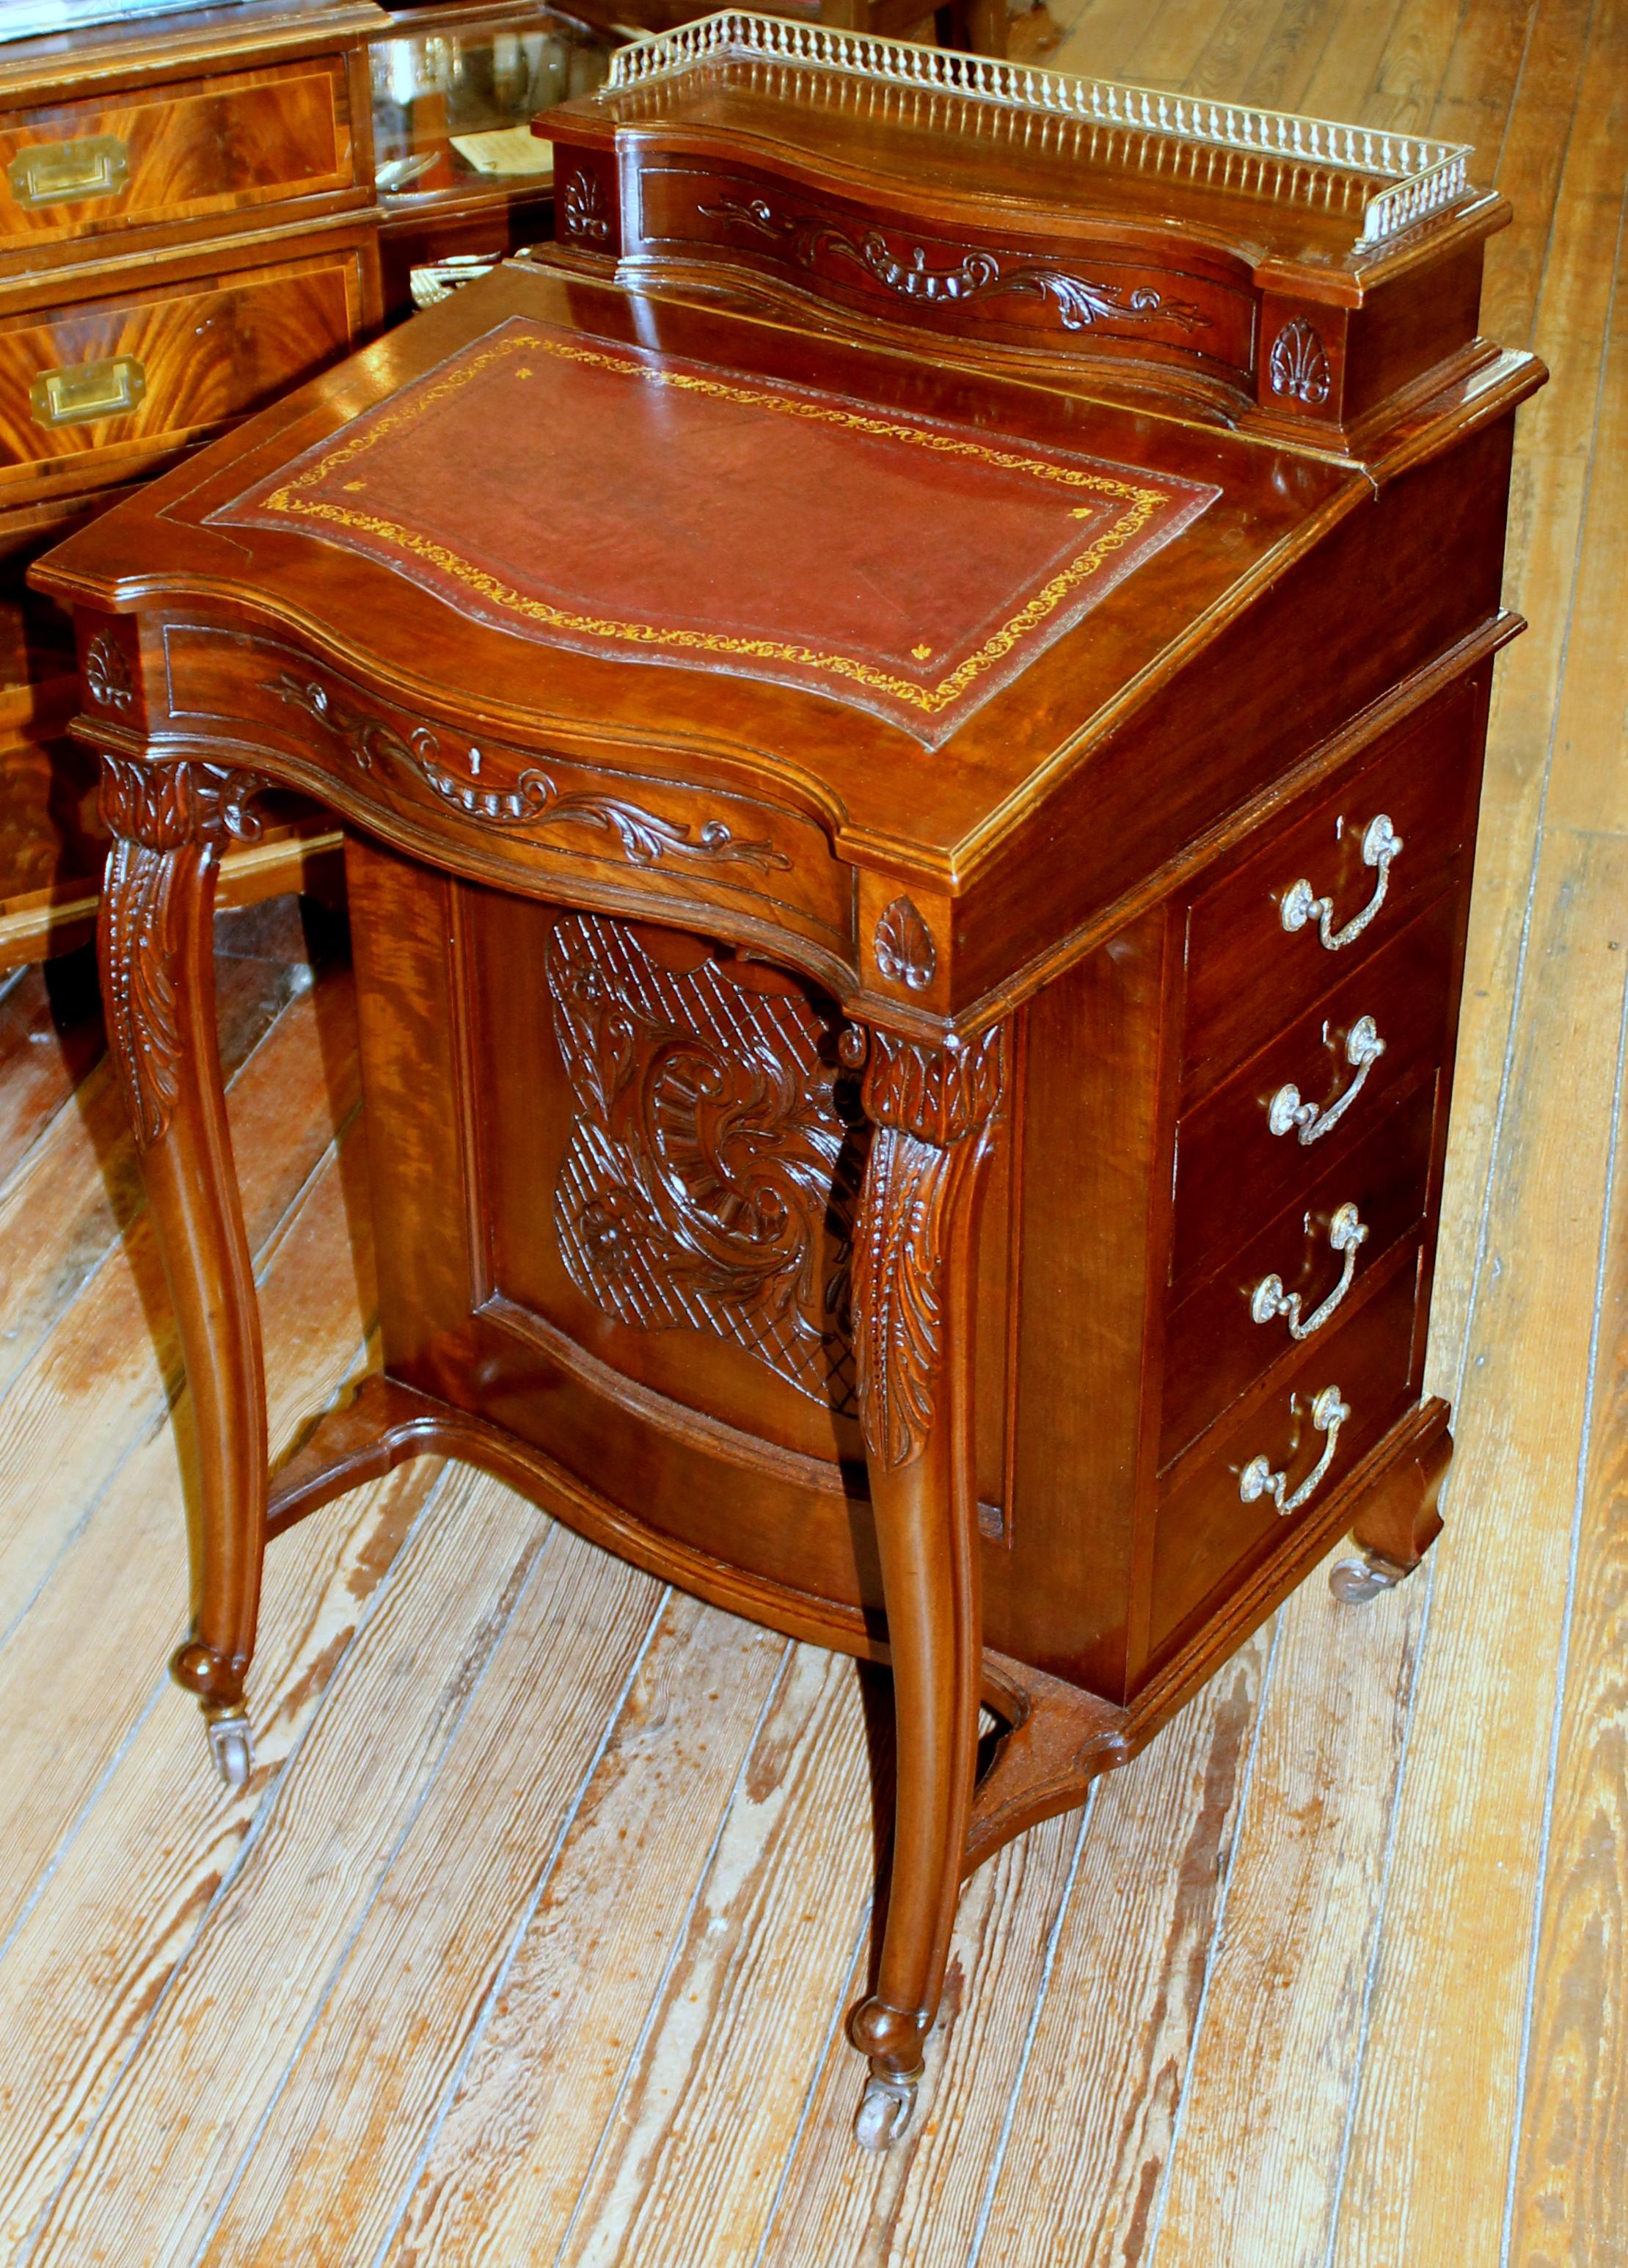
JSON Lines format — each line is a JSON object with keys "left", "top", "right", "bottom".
{"left": 212, "top": 317, "right": 1219, "bottom": 745}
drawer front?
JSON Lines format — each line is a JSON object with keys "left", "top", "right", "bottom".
{"left": 1148, "top": 1243, "right": 1423, "bottom": 1662}
{"left": 1172, "top": 889, "right": 1462, "bottom": 1287}
{"left": 0, "top": 61, "right": 356, "bottom": 254}
{"left": 1161, "top": 1070, "right": 1437, "bottom": 1468}
{"left": 0, "top": 252, "right": 364, "bottom": 495}
{"left": 160, "top": 628, "right": 855, "bottom": 966}
{"left": 1182, "top": 675, "right": 1483, "bottom": 1103}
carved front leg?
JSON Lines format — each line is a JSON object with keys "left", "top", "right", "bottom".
{"left": 98, "top": 754, "right": 272, "bottom": 1787}
{"left": 846, "top": 1023, "right": 1004, "bottom": 2148}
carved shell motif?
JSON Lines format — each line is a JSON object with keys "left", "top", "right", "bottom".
{"left": 562, "top": 168, "right": 611, "bottom": 244}
{"left": 1269, "top": 317, "right": 1333, "bottom": 408}
{"left": 874, "top": 897, "right": 937, "bottom": 992}
{"left": 84, "top": 631, "right": 135, "bottom": 711}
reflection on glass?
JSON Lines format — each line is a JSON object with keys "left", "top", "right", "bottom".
{"left": 371, "top": 12, "right": 618, "bottom": 197}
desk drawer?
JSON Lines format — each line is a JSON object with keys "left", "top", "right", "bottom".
{"left": 1183, "top": 677, "right": 1481, "bottom": 1103}
{"left": 0, "top": 249, "right": 364, "bottom": 500}
{"left": 1161, "top": 1070, "right": 1437, "bottom": 1467}
{"left": 1149, "top": 1243, "right": 1423, "bottom": 1662}
{"left": 1171, "top": 889, "right": 1461, "bottom": 1286}
{"left": 0, "top": 59, "right": 357, "bottom": 257}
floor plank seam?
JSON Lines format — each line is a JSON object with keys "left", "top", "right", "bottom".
{"left": 1497, "top": 945, "right": 1628, "bottom": 2268}
{"left": 0, "top": 1107, "right": 366, "bottom": 1671}
{"left": 544, "top": 1638, "right": 798, "bottom": 2268}
{"left": 962, "top": 1801, "right": 1095, "bottom": 2268}
{"left": 745, "top": 1880, "right": 878, "bottom": 2268}
{"left": 182, "top": 1517, "right": 565, "bottom": 2268}
{"left": 1317, "top": 100, "right": 1628, "bottom": 2261}
{"left": 361, "top": 1580, "right": 678, "bottom": 2268}
{"left": 1140, "top": 1605, "right": 1287, "bottom": 2268}
{"left": 8, "top": 1458, "right": 461, "bottom": 2268}
{"left": 1481, "top": 0, "right": 1541, "bottom": 186}
{"left": 0, "top": 1677, "right": 167, "bottom": 1978}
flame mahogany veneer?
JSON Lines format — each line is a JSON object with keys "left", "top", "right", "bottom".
{"left": 34, "top": 14, "right": 1544, "bottom": 2150}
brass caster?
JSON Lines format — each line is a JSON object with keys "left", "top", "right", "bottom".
{"left": 205, "top": 1710, "right": 255, "bottom": 1790}
{"left": 1329, "top": 1548, "right": 1410, "bottom": 1605}
{"left": 855, "top": 2068, "right": 920, "bottom": 2152}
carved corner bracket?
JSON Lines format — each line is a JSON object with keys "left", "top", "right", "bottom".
{"left": 853, "top": 1027, "right": 1005, "bottom": 1470}
{"left": 98, "top": 756, "right": 272, "bottom": 1153}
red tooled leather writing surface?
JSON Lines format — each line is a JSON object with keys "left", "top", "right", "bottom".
{"left": 213, "top": 316, "right": 1218, "bottom": 745}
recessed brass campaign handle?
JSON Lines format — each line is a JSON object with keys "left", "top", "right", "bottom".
{"left": 1252, "top": 1202, "right": 1369, "bottom": 1341}
{"left": 1280, "top": 813, "right": 1403, "bottom": 952}
{"left": 1238, "top": 1384, "right": 1350, "bottom": 1517}
{"left": 29, "top": 355, "right": 147, "bottom": 428}
{"left": 7, "top": 134, "right": 129, "bottom": 210}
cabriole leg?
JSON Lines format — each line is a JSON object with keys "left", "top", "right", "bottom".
{"left": 98, "top": 750, "right": 272, "bottom": 1786}
{"left": 847, "top": 1023, "right": 1004, "bottom": 2149}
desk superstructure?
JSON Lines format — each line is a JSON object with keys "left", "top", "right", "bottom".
{"left": 34, "top": 14, "right": 1542, "bottom": 2151}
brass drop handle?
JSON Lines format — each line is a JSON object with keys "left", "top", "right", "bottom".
{"left": 1280, "top": 814, "right": 1403, "bottom": 951}
{"left": 1239, "top": 1384, "right": 1350, "bottom": 1517}
{"left": 7, "top": 134, "right": 129, "bottom": 209}
{"left": 1252, "top": 1201, "right": 1368, "bottom": 1341}
{"left": 1269, "top": 1016, "right": 1385, "bottom": 1145}
{"left": 29, "top": 355, "right": 147, "bottom": 429}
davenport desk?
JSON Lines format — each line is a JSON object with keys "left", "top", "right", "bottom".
{"left": 34, "top": 14, "right": 1544, "bottom": 2150}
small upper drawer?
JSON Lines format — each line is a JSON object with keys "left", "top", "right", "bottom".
{"left": 1182, "top": 675, "right": 1484, "bottom": 1104}
{"left": 1171, "top": 888, "right": 1463, "bottom": 1288}
{"left": 0, "top": 249, "right": 365, "bottom": 501}
{"left": 1147, "top": 1241, "right": 1423, "bottom": 1668}
{"left": 0, "top": 60, "right": 358, "bottom": 256}
{"left": 1161, "top": 1068, "right": 1437, "bottom": 1469}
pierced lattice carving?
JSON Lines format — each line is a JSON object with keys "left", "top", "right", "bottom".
{"left": 547, "top": 911, "right": 863, "bottom": 1410}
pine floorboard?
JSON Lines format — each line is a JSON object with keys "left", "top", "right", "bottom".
{"left": 1, "top": 5, "right": 1624, "bottom": 2259}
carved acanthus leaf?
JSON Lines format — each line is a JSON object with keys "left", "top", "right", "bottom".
{"left": 864, "top": 1026, "right": 1004, "bottom": 1145}
{"left": 99, "top": 754, "right": 269, "bottom": 850}
{"left": 853, "top": 1026, "right": 1005, "bottom": 1468}
{"left": 100, "top": 834, "right": 183, "bottom": 1152}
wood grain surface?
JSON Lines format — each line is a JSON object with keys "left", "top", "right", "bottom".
{"left": 0, "top": 2, "right": 1623, "bottom": 2263}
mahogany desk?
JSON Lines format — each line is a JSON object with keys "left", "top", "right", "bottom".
{"left": 34, "top": 15, "right": 1544, "bottom": 2151}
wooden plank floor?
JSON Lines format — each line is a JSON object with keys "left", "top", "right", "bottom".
{"left": 2, "top": 5, "right": 1624, "bottom": 2256}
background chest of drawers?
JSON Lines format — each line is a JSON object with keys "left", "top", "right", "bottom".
{"left": 0, "top": 0, "right": 387, "bottom": 971}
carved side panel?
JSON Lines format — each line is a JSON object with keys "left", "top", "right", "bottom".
{"left": 853, "top": 1028, "right": 1005, "bottom": 1469}
{"left": 547, "top": 911, "right": 864, "bottom": 1410}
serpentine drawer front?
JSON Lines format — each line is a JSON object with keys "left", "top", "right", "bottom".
{"left": 34, "top": 10, "right": 1543, "bottom": 2163}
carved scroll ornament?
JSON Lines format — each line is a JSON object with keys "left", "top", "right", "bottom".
{"left": 98, "top": 756, "right": 270, "bottom": 1153}
{"left": 271, "top": 671, "right": 788, "bottom": 873}
{"left": 548, "top": 911, "right": 863, "bottom": 1410}
{"left": 853, "top": 1027, "right": 1004, "bottom": 1469}
{"left": 699, "top": 195, "right": 1209, "bottom": 335}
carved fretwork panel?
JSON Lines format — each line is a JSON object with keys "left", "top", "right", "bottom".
{"left": 547, "top": 911, "right": 864, "bottom": 1410}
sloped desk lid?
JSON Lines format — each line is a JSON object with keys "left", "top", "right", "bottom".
{"left": 210, "top": 313, "right": 1217, "bottom": 748}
